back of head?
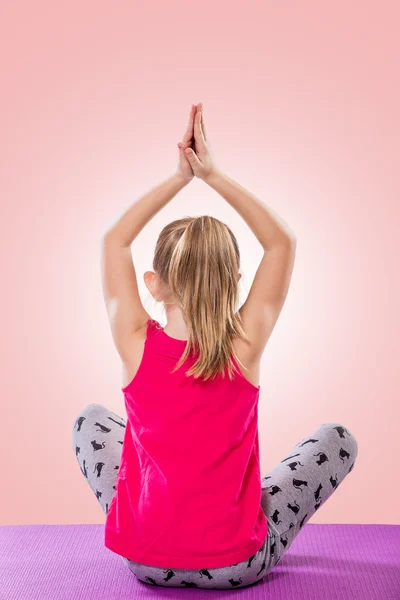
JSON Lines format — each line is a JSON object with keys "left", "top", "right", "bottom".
{"left": 153, "top": 215, "right": 249, "bottom": 382}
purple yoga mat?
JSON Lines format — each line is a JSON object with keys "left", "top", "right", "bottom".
{"left": 1, "top": 523, "right": 399, "bottom": 599}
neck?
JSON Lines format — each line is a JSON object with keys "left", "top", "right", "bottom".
{"left": 163, "top": 303, "right": 189, "bottom": 338}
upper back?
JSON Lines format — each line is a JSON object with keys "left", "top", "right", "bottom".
{"left": 124, "top": 318, "right": 260, "bottom": 393}
{"left": 121, "top": 319, "right": 260, "bottom": 449}
{"left": 123, "top": 317, "right": 261, "bottom": 395}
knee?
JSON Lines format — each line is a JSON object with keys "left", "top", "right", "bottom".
{"left": 321, "top": 422, "right": 358, "bottom": 460}
{"left": 72, "top": 403, "right": 106, "bottom": 434}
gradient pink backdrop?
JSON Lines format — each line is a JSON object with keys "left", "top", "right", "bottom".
{"left": 1, "top": 1, "right": 398, "bottom": 526}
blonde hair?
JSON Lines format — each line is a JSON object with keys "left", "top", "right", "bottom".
{"left": 153, "top": 215, "right": 250, "bottom": 382}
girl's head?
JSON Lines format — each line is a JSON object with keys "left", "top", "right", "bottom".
{"left": 144, "top": 215, "right": 250, "bottom": 382}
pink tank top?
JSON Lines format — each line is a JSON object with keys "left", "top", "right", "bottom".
{"left": 104, "top": 318, "right": 268, "bottom": 569}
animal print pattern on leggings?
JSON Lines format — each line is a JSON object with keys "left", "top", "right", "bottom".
{"left": 72, "top": 403, "right": 358, "bottom": 590}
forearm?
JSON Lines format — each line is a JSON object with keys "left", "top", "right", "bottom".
{"left": 103, "top": 172, "right": 188, "bottom": 246}
{"left": 205, "top": 170, "right": 296, "bottom": 250}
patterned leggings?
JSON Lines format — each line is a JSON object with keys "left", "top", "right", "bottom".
{"left": 72, "top": 403, "right": 358, "bottom": 590}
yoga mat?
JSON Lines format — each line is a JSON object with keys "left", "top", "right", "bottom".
{"left": 1, "top": 523, "right": 399, "bottom": 599}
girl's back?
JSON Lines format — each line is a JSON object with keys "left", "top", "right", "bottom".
{"left": 104, "top": 317, "right": 267, "bottom": 569}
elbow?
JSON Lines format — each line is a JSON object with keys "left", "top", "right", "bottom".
{"left": 282, "top": 230, "right": 297, "bottom": 246}
{"left": 264, "top": 233, "right": 296, "bottom": 253}
{"left": 288, "top": 232, "right": 297, "bottom": 245}
{"left": 277, "top": 232, "right": 297, "bottom": 248}
{"left": 283, "top": 225, "right": 297, "bottom": 242}
{"left": 102, "top": 229, "right": 123, "bottom": 246}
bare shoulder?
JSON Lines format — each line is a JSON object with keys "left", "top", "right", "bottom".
{"left": 236, "top": 240, "right": 297, "bottom": 364}
{"left": 231, "top": 307, "right": 264, "bottom": 389}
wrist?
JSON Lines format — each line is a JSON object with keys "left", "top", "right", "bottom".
{"left": 174, "top": 170, "right": 192, "bottom": 186}
{"left": 204, "top": 168, "right": 223, "bottom": 187}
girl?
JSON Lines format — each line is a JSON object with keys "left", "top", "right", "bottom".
{"left": 72, "top": 103, "right": 358, "bottom": 590}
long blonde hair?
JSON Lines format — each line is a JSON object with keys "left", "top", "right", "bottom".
{"left": 153, "top": 215, "right": 250, "bottom": 382}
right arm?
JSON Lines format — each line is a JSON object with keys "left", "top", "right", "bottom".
{"left": 205, "top": 169, "right": 297, "bottom": 359}
{"left": 187, "top": 103, "right": 297, "bottom": 359}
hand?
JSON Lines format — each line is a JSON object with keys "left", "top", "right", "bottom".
{"left": 183, "top": 103, "right": 218, "bottom": 182}
{"left": 176, "top": 104, "right": 197, "bottom": 184}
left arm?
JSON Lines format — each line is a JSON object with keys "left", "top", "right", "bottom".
{"left": 101, "top": 171, "right": 189, "bottom": 361}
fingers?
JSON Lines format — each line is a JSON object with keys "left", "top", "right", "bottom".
{"left": 194, "top": 104, "right": 206, "bottom": 148}
{"left": 200, "top": 106, "right": 207, "bottom": 141}
{"left": 177, "top": 143, "right": 190, "bottom": 161}
{"left": 181, "top": 102, "right": 207, "bottom": 153}
{"left": 177, "top": 141, "right": 192, "bottom": 159}
{"left": 177, "top": 141, "right": 189, "bottom": 151}
{"left": 184, "top": 147, "right": 201, "bottom": 169}
{"left": 197, "top": 102, "right": 207, "bottom": 141}
{"left": 182, "top": 104, "right": 196, "bottom": 144}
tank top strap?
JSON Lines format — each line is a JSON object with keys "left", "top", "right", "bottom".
{"left": 146, "top": 318, "right": 162, "bottom": 339}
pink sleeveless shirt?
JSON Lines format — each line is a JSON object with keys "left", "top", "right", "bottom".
{"left": 104, "top": 318, "right": 268, "bottom": 569}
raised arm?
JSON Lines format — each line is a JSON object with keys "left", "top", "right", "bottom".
{"left": 100, "top": 105, "right": 198, "bottom": 365}
{"left": 205, "top": 169, "right": 297, "bottom": 359}
{"left": 185, "top": 103, "right": 297, "bottom": 359}
{"left": 100, "top": 172, "right": 188, "bottom": 361}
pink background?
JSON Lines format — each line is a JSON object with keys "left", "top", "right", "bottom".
{"left": 1, "top": 1, "right": 398, "bottom": 526}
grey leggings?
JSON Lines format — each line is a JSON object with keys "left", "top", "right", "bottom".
{"left": 72, "top": 403, "right": 358, "bottom": 590}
